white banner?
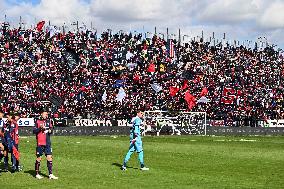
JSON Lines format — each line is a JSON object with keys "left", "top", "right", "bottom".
{"left": 0, "top": 118, "right": 35, "bottom": 127}
{"left": 74, "top": 119, "right": 132, "bottom": 127}
{"left": 75, "top": 119, "right": 112, "bottom": 127}
{"left": 267, "top": 120, "right": 284, "bottom": 127}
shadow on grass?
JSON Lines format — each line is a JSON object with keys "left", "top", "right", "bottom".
{"left": 24, "top": 170, "right": 49, "bottom": 178}
{"left": 112, "top": 163, "right": 138, "bottom": 170}
{"left": 0, "top": 165, "right": 13, "bottom": 173}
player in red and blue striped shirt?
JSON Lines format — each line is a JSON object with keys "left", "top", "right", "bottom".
{"left": 33, "top": 109, "right": 58, "bottom": 180}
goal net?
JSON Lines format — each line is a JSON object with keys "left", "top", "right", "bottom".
{"left": 143, "top": 111, "right": 207, "bottom": 136}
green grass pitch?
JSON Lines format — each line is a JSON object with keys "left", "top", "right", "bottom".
{"left": 1, "top": 135, "right": 284, "bottom": 189}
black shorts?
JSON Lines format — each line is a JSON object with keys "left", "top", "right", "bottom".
{"left": 36, "top": 145, "right": 52, "bottom": 157}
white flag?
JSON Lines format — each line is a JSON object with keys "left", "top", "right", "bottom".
{"left": 46, "top": 26, "right": 57, "bottom": 37}
{"left": 197, "top": 96, "right": 210, "bottom": 103}
{"left": 116, "top": 87, "right": 126, "bottom": 102}
{"left": 126, "top": 51, "right": 134, "bottom": 60}
{"left": 29, "top": 32, "right": 33, "bottom": 42}
{"left": 79, "top": 22, "right": 87, "bottom": 33}
{"left": 102, "top": 90, "right": 107, "bottom": 102}
{"left": 151, "top": 83, "right": 162, "bottom": 93}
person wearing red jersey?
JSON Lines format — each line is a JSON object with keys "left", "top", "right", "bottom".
{"left": 13, "top": 112, "right": 22, "bottom": 171}
{"left": 1, "top": 112, "right": 20, "bottom": 173}
{"left": 33, "top": 109, "right": 58, "bottom": 180}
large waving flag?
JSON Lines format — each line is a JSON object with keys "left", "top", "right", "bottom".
{"left": 36, "top": 21, "right": 45, "bottom": 31}
{"left": 167, "top": 39, "right": 175, "bottom": 58}
{"left": 184, "top": 91, "right": 196, "bottom": 110}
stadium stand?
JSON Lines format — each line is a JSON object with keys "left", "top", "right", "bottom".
{"left": 0, "top": 25, "right": 283, "bottom": 126}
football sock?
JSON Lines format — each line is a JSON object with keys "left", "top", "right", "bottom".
{"left": 47, "top": 160, "right": 53, "bottom": 175}
{"left": 12, "top": 154, "right": 17, "bottom": 170}
{"left": 16, "top": 160, "right": 19, "bottom": 169}
{"left": 4, "top": 155, "right": 8, "bottom": 169}
{"left": 35, "top": 160, "right": 40, "bottom": 175}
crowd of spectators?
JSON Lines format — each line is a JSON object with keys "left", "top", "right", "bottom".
{"left": 0, "top": 23, "right": 283, "bottom": 126}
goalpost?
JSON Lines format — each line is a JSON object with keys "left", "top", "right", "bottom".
{"left": 143, "top": 111, "right": 207, "bottom": 136}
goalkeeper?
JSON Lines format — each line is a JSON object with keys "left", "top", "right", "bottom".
{"left": 121, "top": 111, "right": 149, "bottom": 171}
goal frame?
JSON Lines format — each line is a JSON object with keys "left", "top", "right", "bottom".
{"left": 144, "top": 111, "right": 207, "bottom": 136}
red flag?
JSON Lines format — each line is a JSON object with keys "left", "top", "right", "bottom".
{"left": 12, "top": 146, "right": 20, "bottom": 161}
{"left": 147, "top": 63, "right": 155, "bottom": 73}
{"left": 81, "top": 86, "right": 86, "bottom": 92}
{"left": 5, "top": 42, "right": 9, "bottom": 49}
{"left": 170, "top": 86, "right": 179, "bottom": 97}
{"left": 133, "top": 74, "right": 140, "bottom": 81}
{"left": 185, "top": 91, "right": 196, "bottom": 110}
{"left": 182, "top": 80, "right": 188, "bottom": 90}
{"left": 236, "top": 89, "right": 242, "bottom": 97}
{"left": 36, "top": 21, "right": 45, "bottom": 31}
{"left": 200, "top": 87, "right": 208, "bottom": 97}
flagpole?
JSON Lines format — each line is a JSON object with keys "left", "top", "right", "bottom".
{"left": 177, "top": 28, "right": 181, "bottom": 65}
{"left": 166, "top": 27, "right": 169, "bottom": 41}
{"left": 63, "top": 23, "right": 66, "bottom": 34}
{"left": 143, "top": 25, "right": 145, "bottom": 39}
{"left": 19, "top": 16, "right": 22, "bottom": 28}
{"left": 76, "top": 21, "right": 79, "bottom": 32}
